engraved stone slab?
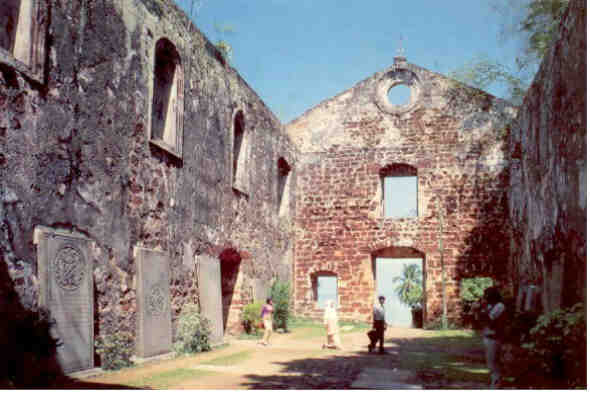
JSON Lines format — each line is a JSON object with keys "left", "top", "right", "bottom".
{"left": 135, "top": 247, "right": 172, "bottom": 358}
{"left": 197, "top": 255, "right": 224, "bottom": 345}
{"left": 34, "top": 227, "right": 94, "bottom": 374}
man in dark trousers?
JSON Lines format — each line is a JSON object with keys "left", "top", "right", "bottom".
{"left": 368, "top": 295, "right": 386, "bottom": 354}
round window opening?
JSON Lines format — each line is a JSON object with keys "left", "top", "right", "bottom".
{"left": 387, "top": 84, "right": 412, "bottom": 107}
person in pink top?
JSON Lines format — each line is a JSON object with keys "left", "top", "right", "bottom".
{"left": 258, "top": 298, "right": 273, "bottom": 346}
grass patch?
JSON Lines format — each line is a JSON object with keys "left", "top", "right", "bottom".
{"left": 289, "top": 317, "right": 370, "bottom": 340}
{"left": 397, "top": 330, "right": 489, "bottom": 386}
{"left": 127, "top": 368, "right": 215, "bottom": 388}
{"left": 202, "top": 350, "right": 253, "bottom": 366}
{"left": 238, "top": 331, "right": 263, "bottom": 340}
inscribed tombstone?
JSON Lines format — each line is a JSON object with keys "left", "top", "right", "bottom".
{"left": 197, "top": 254, "right": 224, "bottom": 345}
{"left": 135, "top": 247, "right": 172, "bottom": 358}
{"left": 35, "top": 227, "right": 94, "bottom": 374}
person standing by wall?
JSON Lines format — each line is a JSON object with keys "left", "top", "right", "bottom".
{"left": 369, "top": 295, "right": 387, "bottom": 354}
{"left": 322, "top": 300, "right": 343, "bottom": 349}
{"left": 259, "top": 298, "right": 274, "bottom": 346}
{"left": 480, "top": 287, "right": 507, "bottom": 388}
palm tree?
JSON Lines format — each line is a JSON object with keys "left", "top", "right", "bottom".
{"left": 392, "top": 264, "right": 423, "bottom": 309}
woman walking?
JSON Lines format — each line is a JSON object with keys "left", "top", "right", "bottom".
{"left": 322, "top": 300, "right": 343, "bottom": 350}
{"left": 259, "top": 298, "right": 273, "bottom": 346}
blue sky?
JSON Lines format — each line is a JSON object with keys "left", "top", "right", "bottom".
{"left": 174, "top": 0, "right": 524, "bottom": 123}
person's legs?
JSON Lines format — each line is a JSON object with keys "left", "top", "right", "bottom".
{"left": 262, "top": 319, "right": 272, "bottom": 345}
{"left": 368, "top": 323, "right": 378, "bottom": 352}
{"left": 376, "top": 321, "right": 385, "bottom": 353}
{"left": 483, "top": 337, "right": 501, "bottom": 387}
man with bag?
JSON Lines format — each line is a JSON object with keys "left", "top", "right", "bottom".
{"left": 368, "top": 295, "right": 387, "bottom": 354}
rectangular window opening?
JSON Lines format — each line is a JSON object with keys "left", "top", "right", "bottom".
{"left": 315, "top": 275, "right": 338, "bottom": 309}
{"left": 383, "top": 175, "right": 418, "bottom": 218}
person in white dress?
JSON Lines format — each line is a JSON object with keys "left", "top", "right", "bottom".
{"left": 322, "top": 300, "right": 343, "bottom": 349}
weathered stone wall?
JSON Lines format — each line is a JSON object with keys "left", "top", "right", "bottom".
{"left": 0, "top": 0, "right": 296, "bottom": 344}
{"left": 287, "top": 61, "right": 517, "bottom": 323}
{"left": 508, "top": 0, "right": 586, "bottom": 312}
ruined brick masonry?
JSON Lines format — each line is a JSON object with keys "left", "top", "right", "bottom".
{"left": 0, "top": 0, "right": 296, "bottom": 340}
{"left": 0, "top": 0, "right": 586, "bottom": 364}
{"left": 287, "top": 58, "right": 517, "bottom": 323}
{"left": 508, "top": 0, "right": 586, "bottom": 312}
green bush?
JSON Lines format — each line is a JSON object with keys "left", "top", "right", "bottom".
{"left": 173, "top": 303, "right": 212, "bottom": 354}
{"left": 95, "top": 332, "right": 134, "bottom": 370}
{"left": 241, "top": 301, "right": 263, "bottom": 335}
{"left": 521, "top": 303, "right": 586, "bottom": 387}
{"left": 270, "top": 279, "right": 291, "bottom": 331}
{"left": 460, "top": 277, "right": 494, "bottom": 327}
{"left": 460, "top": 277, "right": 494, "bottom": 302}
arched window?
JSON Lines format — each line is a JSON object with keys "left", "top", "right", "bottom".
{"left": 150, "top": 38, "right": 184, "bottom": 159}
{"left": 0, "top": 0, "right": 47, "bottom": 81}
{"left": 379, "top": 163, "right": 418, "bottom": 218}
{"left": 277, "top": 157, "right": 291, "bottom": 216}
{"left": 232, "top": 110, "right": 249, "bottom": 193}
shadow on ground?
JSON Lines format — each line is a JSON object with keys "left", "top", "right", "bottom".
{"left": 47, "top": 376, "right": 145, "bottom": 389}
{"left": 241, "top": 332, "right": 489, "bottom": 389}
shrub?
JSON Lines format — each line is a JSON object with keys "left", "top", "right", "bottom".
{"left": 95, "top": 332, "right": 134, "bottom": 370}
{"left": 460, "top": 277, "right": 494, "bottom": 327}
{"left": 270, "top": 279, "right": 291, "bottom": 331}
{"left": 241, "top": 301, "right": 263, "bottom": 335}
{"left": 173, "top": 303, "right": 212, "bottom": 354}
{"left": 521, "top": 303, "right": 586, "bottom": 387}
{"left": 460, "top": 277, "right": 494, "bottom": 302}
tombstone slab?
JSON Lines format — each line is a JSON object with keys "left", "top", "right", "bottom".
{"left": 34, "top": 226, "right": 94, "bottom": 374}
{"left": 135, "top": 247, "right": 172, "bottom": 358}
{"left": 197, "top": 254, "right": 224, "bottom": 345}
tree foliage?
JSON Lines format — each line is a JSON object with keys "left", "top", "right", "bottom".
{"left": 392, "top": 264, "right": 423, "bottom": 309}
{"left": 449, "top": 55, "right": 529, "bottom": 104}
{"left": 270, "top": 279, "right": 291, "bottom": 331}
{"left": 450, "top": 0, "right": 570, "bottom": 105}
{"left": 517, "top": 0, "right": 570, "bottom": 64}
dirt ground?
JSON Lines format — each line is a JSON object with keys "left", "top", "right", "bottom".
{"left": 57, "top": 327, "right": 489, "bottom": 389}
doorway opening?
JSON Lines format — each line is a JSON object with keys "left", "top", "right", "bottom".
{"left": 219, "top": 248, "right": 241, "bottom": 331}
{"left": 372, "top": 247, "right": 424, "bottom": 328}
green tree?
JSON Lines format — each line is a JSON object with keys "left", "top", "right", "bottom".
{"left": 392, "top": 264, "right": 423, "bottom": 309}
{"left": 518, "top": 0, "right": 570, "bottom": 62}
{"left": 449, "top": 55, "right": 529, "bottom": 104}
{"left": 450, "top": 0, "right": 570, "bottom": 104}
{"left": 269, "top": 279, "right": 291, "bottom": 331}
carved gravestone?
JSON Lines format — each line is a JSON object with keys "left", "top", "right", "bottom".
{"left": 34, "top": 227, "right": 94, "bottom": 374}
{"left": 197, "top": 254, "right": 224, "bottom": 345}
{"left": 135, "top": 247, "right": 172, "bottom": 358}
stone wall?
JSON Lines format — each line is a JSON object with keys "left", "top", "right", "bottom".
{"left": 287, "top": 59, "right": 517, "bottom": 323}
{"left": 0, "top": 0, "right": 297, "bottom": 347}
{"left": 508, "top": 0, "right": 586, "bottom": 312}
